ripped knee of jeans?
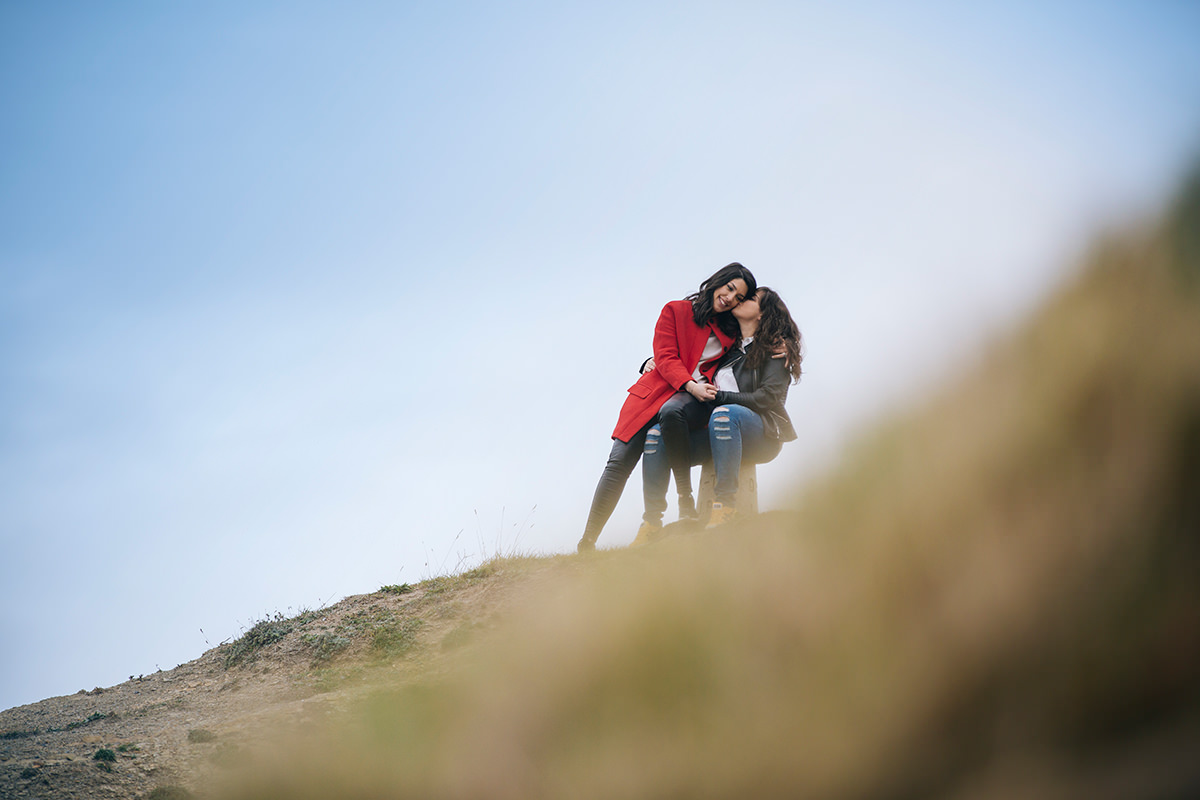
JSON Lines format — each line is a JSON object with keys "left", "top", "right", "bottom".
{"left": 644, "top": 427, "right": 661, "bottom": 455}
{"left": 711, "top": 408, "right": 734, "bottom": 440}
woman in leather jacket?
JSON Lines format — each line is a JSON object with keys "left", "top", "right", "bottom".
{"left": 639, "top": 287, "right": 802, "bottom": 537}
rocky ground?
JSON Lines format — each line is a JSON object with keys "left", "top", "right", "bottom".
{"left": 0, "top": 555, "right": 569, "bottom": 800}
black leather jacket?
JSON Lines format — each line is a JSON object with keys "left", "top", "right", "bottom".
{"left": 712, "top": 346, "right": 798, "bottom": 442}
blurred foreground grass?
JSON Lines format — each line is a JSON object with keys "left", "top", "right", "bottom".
{"left": 216, "top": 169, "right": 1200, "bottom": 799}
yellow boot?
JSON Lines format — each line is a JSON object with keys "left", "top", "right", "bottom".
{"left": 705, "top": 502, "right": 737, "bottom": 529}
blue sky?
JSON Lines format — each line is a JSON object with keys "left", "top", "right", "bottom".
{"left": 3, "top": 1, "right": 1199, "bottom": 712}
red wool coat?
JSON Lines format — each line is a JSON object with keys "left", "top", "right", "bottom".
{"left": 611, "top": 300, "right": 736, "bottom": 442}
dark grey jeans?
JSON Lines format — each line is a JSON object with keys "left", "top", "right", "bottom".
{"left": 579, "top": 391, "right": 710, "bottom": 546}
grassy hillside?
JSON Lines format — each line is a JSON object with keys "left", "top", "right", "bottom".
{"left": 7, "top": 167, "right": 1195, "bottom": 800}
{"left": 189, "top": 167, "right": 1197, "bottom": 798}
{"left": 204, "top": 169, "right": 1200, "bottom": 800}
{"left": 0, "top": 556, "right": 582, "bottom": 799}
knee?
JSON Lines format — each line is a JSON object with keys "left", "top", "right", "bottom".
{"left": 710, "top": 405, "right": 743, "bottom": 441}
{"left": 713, "top": 404, "right": 752, "bottom": 423}
{"left": 603, "top": 438, "right": 641, "bottom": 473}
{"left": 604, "top": 452, "right": 636, "bottom": 475}
{"left": 644, "top": 426, "right": 663, "bottom": 456}
{"left": 658, "top": 392, "right": 695, "bottom": 422}
{"left": 658, "top": 402, "right": 687, "bottom": 424}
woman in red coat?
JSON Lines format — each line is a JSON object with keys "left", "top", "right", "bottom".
{"left": 577, "top": 263, "right": 757, "bottom": 552}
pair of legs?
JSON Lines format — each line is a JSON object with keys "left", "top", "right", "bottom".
{"left": 643, "top": 403, "right": 781, "bottom": 523}
{"left": 579, "top": 392, "right": 710, "bottom": 548}
{"left": 642, "top": 425, "right": 709, "bottom": 524}
{"left": 708, "top": 403, "right": 781, "bottom": 507}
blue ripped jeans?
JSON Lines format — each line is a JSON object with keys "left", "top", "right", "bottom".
{"left": 642, "top": 424, "right": 710, "bottom": 525}
{"left": 709, "top": 404, "right": 781, "bottom": 507}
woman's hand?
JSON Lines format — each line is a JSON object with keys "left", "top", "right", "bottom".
{"left": 685, "top": 380, "right": 718, "bottom": 402}
{"left": 641, "top": 357, "right": 656, "bottom": 374}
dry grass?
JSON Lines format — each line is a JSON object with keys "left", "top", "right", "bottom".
{"left": 211, "top": 172, "right": 1200, "bottom": 800}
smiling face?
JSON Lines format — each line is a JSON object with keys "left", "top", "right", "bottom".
{"left": 712, "top": 278, "right": 749, "bottom": 314}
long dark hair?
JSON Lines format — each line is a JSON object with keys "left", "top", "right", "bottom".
{"left": 686, "top": 262, "right": 757, "bottom": 336}
{"left": 745, "top": 287, "right": 803, "bottom": 383}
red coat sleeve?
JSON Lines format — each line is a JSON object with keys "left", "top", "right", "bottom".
{"left": 652, "top": 302, "right": 696, "bottom": 391}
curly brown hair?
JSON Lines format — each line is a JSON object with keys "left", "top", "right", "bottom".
{"left": 744, "top": 287, "right": 803, "bottom": 383}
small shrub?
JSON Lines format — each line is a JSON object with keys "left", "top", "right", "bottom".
{"left": 94, "top": 747, "right": 117, "bottom": 770}
{"left": 380, "top": 583, "right": 413, "bottom": 595}
{"left": 187, "top": 728, "right": 217, "bottom": 744}
{"left": 20, "top": 767, "right": 39, "bottom": 779}
{"left": 65, "top": 711, "right": 111, "bottom": 730}
{"left": 294, "top": 609, "right": 320, "bottom": 625}
{"left": 224, "top": 613, "right": 295, "bottom": 668}
{"left": 1, "top": 729, "right": 38, "bottom": 740}
{"left": 117, "top": 742, "right": 140, "bottom": 752}
{"left": 301, "top": 632, "right": 351, "bottom": 664}
{"left": 341, "top": 607, "right": 395, "bottom": 634}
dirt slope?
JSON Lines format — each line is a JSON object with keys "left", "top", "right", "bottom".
{"left": 0, "top": 556, "right": 574, "bottom": 799}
